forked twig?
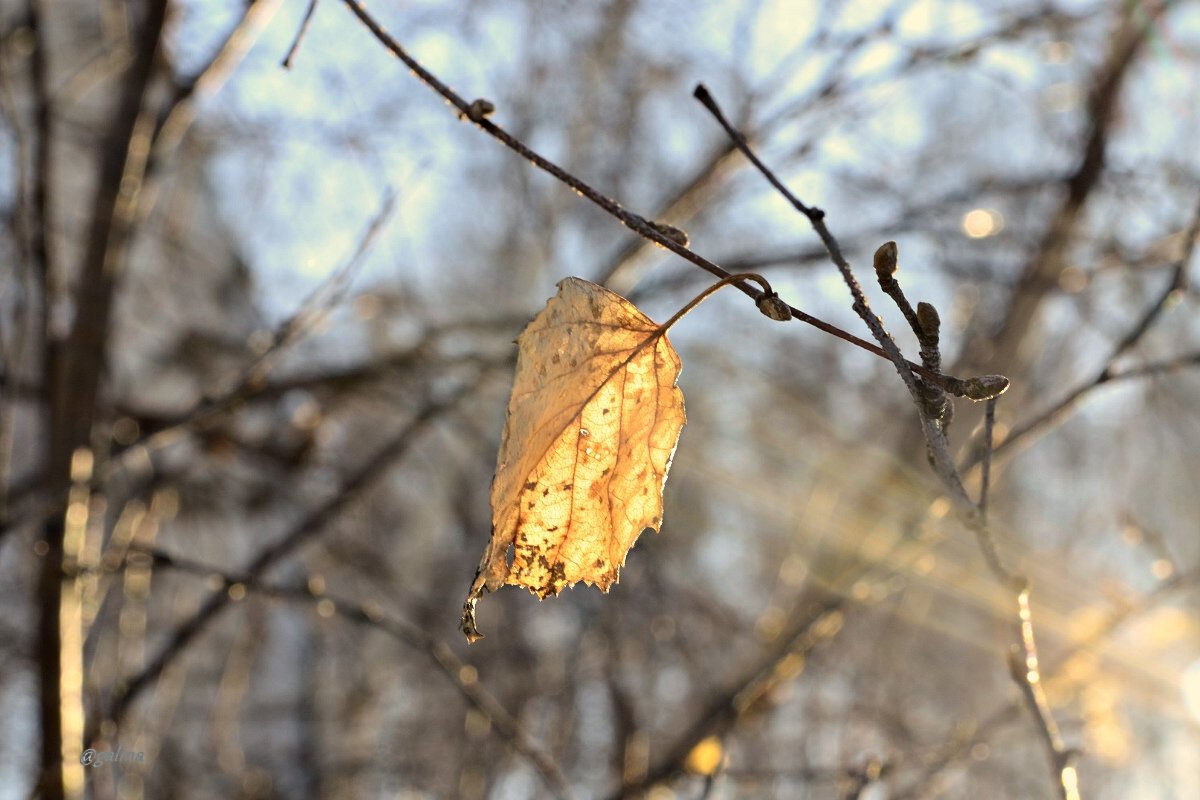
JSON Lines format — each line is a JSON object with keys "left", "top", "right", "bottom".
{"left": 333, "top": 0, "right": 1000, "bottom": 402}
{"left": 692, "top": 84, "right": 1077, "bottom": 796}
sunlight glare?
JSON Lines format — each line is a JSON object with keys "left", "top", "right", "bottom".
{"left": 1182, "top": 658, "right": 1200, "bottom": 723}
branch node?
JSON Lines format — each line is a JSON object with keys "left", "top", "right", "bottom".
{"left": 647, "top": 220, "right": 689, "bottom": 248}
{"left": 463, "top": 98, "right": 496, "bottom": 123}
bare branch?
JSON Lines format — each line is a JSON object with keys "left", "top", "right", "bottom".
{"left": 119, "top": 190, "right": 396, "bottom": 452}
{"left": 95, "top": 368, "right": 491, "bottom": 739}
{"left": 965, "top": 190, "right": 1200, "bottom": 471}
{"left": 1007, "top": 587, "right": 1081, "bottom": 800}
{"left": 954, "top": 1, "right": 1180, "bottom": 380}
{"left": 335, "top": 0, "right": 987, "bottom": 399}
{"left": 282, "top": 0, "right": 319, "bottom": 69}
{"left": 607, "top": 592, "right": 847, "bottom": 800}
{"left": 129, "top": 545, "right": 576, "bottom": 800}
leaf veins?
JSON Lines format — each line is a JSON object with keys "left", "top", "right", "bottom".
{"left": 462, "top": 277, "right": 686, "bottom": 641}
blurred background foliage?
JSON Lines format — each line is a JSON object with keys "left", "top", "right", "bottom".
{"left": 1, "top": 0, "right": 1199, "bottom": 798}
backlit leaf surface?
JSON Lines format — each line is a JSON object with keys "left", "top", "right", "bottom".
{"left": 462, "top": 277, "right": 685, "bottom": 640}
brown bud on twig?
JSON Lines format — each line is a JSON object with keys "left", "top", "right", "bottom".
{"left": 756, "top": 292, "right": 792, "bottom": 322}
{"left": 916, "top": 302, "right": 940, "bottom": 341}
{"left": 647, "top": 220, "right": 690, "bottom": 248}
{"left": 463, "top": 98, "right": 495, "bottom": 123}
{"left": 960, "top": 374, "right": 1010, "bottom": 401}
{"left": 873, "top": 241, "right": 898, "bottom": 280}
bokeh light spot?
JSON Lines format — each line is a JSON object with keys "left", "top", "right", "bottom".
{"left": 961, "top": 208, "right": 1003, "bottom": 238}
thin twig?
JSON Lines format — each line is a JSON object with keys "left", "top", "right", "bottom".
{"left": 282, "top": 0, "right": 320, "bottom": 68}
{"left": 129, "top": 545, "right": 575, "bottom": 800}
{"left": 335, "top": 0, "right": 989, "bottom": 400}
{"left": 895, "top": 563, "right": 1200, "bottom": 800}
{"left": 691, "top": 84, "right": 996, "bottom": 509}
{"left": 979, "top": 398, "right": 996, "bottom": 522}
{"left": 693, "top": 82, "right": 1076, "bottom": 794}
{"left": 1007, "top": 587, "right": 1080, "bottom": 800}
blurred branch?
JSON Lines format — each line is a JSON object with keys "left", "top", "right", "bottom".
{"left": 119, "top": 190, "right": 395, "bottom": 450}
{"left": 0, "top": 324, "right": 515, "bottom": 543}
{"left": 150, "top": 0, "right": 282, "bottom": 169}
{"left": 130, "top": 545, "right": 575, "bottom": 800}
{"left": 0, "top": 0, "right": 280, "bottom": 541}
{"left": 964, "top": 190, "right": 1200, "bottom": 471}
{"left": 26, "top": 0, "right": 54, "bottom": 304}
{"left": 0, "top": 190, "right": 396, "bottom": 542}
{"left": 723, "top": 760, "right": 891, "bottom": 793}
{"left": 955, "top": 0, "right": 1179, "bottom": 380}
{"left": 1007, "top": 587, "right": 1080, "bottom": 800}
{"left": 281, "top": 0, "right": 319, "bottom": 69}
{"left": 596, "top": 139, "right": 740, "bottom": 294}
{"left": 94, "top": 368, "right": 491, "bottom": 741}
{"left": 608, "top": 592, "right": 847, "bottom": 800}
{"left": 0, "top": 43, "right": 30, "bottom": 520}
{"left": 895, "top": 562, "right": 1200, "bottom": 799}
{"left": 36, "top": 2, "right": 168, "bottom": 797}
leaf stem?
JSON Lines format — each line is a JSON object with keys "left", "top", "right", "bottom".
{"left": 656, "top": 272, "right": 774, "bottom": 335}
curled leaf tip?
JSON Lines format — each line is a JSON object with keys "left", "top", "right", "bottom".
{"left": 460, "top": 574, "right": 486, "bottom": 643}
{"left": 460, "top": 601, "right": 483, "bottom": 643}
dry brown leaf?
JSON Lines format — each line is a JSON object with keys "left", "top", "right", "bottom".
{"left": 462, "top": 277, "right": 686, "bottom": 641}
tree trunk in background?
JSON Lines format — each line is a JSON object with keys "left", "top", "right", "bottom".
{"left": 36, "top": 2, "right": 167, "bottom": 797}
